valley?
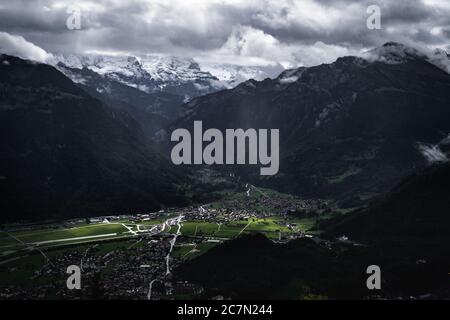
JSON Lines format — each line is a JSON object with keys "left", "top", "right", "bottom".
{"left": 2, "top": 40, "right": 450, "bottom": 300}
{"left": 0, "top": 184, "right": 332, "bottom": 300}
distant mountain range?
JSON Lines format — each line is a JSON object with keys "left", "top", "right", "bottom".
{"left": 51, "top": 53, "right": 282, "bottom": 98}
{"left": 52, "top": 54, "right": 224, "bottom": 98}
{"left": 50, "top": 53, "right": 283, "bottom": 137}
{"left": 55, "top": 63, "right": 183, "bottom": 137}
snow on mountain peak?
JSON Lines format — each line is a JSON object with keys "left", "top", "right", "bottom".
{"left": 200, "top": 62, "right": 284, "bottom": 88}
{"left": 360, "top": 42, "right": 450, "bottom": 74}
{"left": 52, "top": 52, "right": 281, "bottom": 96}
{"left": 140, "top": 54, "right": 216, "bottom": 83}
{"left": 364, "top": 42, "right": 427, "bottom": 64}
{"left": 53, "top": 53, "right": 147, "bottom": 80}
{"left": 277, "top": 67, "right": 306, "bottom": 84}
{"left": 429, "top": 48, "right": 450, "bottom": 73}
{"left": 51, "top": 52, "right": 288, "bottom": 98}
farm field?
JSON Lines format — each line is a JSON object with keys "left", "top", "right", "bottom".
{"left": 0, "top": 213, "right": 318, "bottom": 268}
{"left": 8, "top": 223, "right": 129, "bottom": 244}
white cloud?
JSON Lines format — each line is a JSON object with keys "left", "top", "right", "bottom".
{"left": 423, "top": 0, "right": 450, "bottom": 10}
{"left": 1, "top": 1, "right": 449, "bottom": 69}
{"left": 196, "top": 25, "right": 359, "bottom": 69}
{"left": 429, "top": 49, "right": 450, "bottom": 73}
{"left": 417, "top": 142, "right": 449, "bottom": 164}
{"left": 0, "top": 32, "right": 53, "bottom": 63}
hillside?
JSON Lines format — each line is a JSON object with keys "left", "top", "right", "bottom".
{"left": 0, "top": 54, "right": 188, "bottom": 222}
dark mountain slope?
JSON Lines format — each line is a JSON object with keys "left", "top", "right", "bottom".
{"left": 179, "top": 160, "right": 450, "bottom": 299}
{"left": 326, "top": 162, "right": 450, "bottom": 244}
{"left": 177, "top": 234, "right": 366, "bottom": 299}
{"left": 0, "top": 54, "right": 187, "bottom": 222}
{"left": 177, "top": 232, "right": 450, "bottom": 299}
{"left": 57, "top": 64, "right": 184, "bottom": 136}
{"left": 167, "top": 43, "right": 450, "bottom": 199}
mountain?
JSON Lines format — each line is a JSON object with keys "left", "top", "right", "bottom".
{"left": 166, "top": 42, "right": 450, "bottom": 200}
{"left": 316, "top": 162, "right": 450, "bottom": 298}
{"left": 139, "top": 55, "right": 227, "bottom": 96}
{"left": 429, "top": 48, "right": 450, "bottom": 73}
{"left": 200, "top": 62, "right": 285, "bottom": 88}
{"left": 178, "top": 230, "right": 450, "bottom": 299}
{"left": 0, "top": 54, "right": 187, "bottom": 222}
{"left": 52, "top": 54, "right": 287, "bottom": 135}
{"left": 53, "top": 53, "right": 226, "bottom": 99}
{"left": 178, "top": 160, "right": 450, "bottom": 300}
{"left": 53, "top": 53, "right": 284, "bottom": 98}
{"left": 326, "top": 162, "right": 450, "bottom": 244}
{"left": 56, "top": 63, "right": 183, "bottom": 136}
{"left": 365, "top": 42, "right": 450, "bottom": 74}
{"left": 52, "top": 53, "right": 286, "bottom": 138}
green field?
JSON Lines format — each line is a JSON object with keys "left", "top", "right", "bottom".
{"left": 214, "top": 225, "right": 243, "bottom": 238}
{"left": 174, "top": 217, "right": 306, "bottom": 239}
{"left": 0, "top": 212, "right": 321, "bottom": 271}
{"left": 0, "top": 254, "right": 48, "bottom": 287}
{"left": 179, "top": 222, "right": 220, "bottom": 236}
{"left": 0, "top": 232, "right": 20, "bottom": 247}
{"left": 173, "top": 242, "right": 218, "bottom": 260}
{"left": 0, "top": 223, "right": 129, "bottom": 250}
{"left": 0, "top": 238, "right": 139, "bottom": 287}
{"left": 0, "top": 212, "right": 322, "bottom": 292}
{"left": 5, "top": 223, "right": 129, "bottom": 245}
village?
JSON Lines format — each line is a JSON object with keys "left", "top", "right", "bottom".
{"left": 0, "top": 187, "right": 331, "bottom": 300}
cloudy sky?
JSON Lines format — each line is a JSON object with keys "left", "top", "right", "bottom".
{"left": 0, "top": 0, "right": 449, "bottom": 68}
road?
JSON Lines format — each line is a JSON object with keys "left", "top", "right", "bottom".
{"left": 238, "top": 220, "right": 252, "bottom": 236}
{"left": 147, "top": 279, "right": 158, "bottom": 300}
{"left": 165, "top": 215, "right": 183, "bottom": 275}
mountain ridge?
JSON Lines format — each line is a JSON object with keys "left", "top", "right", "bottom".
{"left": 51, "top": 53, "right": 283, "bottom": 99}
{"left": 164, "top": 42, "right": 450, "bottom": 200}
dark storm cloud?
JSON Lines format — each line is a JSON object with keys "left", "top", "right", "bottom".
{"left": 244, "top": 0, "right": 449, "bottom": 47}
{"left": 0, "top": 0, "right": 449, "bottom": 66}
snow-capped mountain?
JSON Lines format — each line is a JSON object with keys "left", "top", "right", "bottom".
{"left": 51, "top": 53, "right": 286, "bottom": 136}
{"left": 200, "top": 62, "right": 285, "bottom": 88}
{"left": 52, "top": 53, "right": 225, "bottom": 98}
{"left": 140, "top": 55, "right": 225, "bottom": 91}
{"left": 55, "top": 62, "right": 184, "bottom": 136}
{"left": 364, "top": 41, "right": 428, "bottom": 64}
{"left": 52, "top": 53, "right": 283, "bottom": 100}
{"left": 363, "top": 41, "right": 450, "bottom": 73}
{"left": 429, "top": 48, "right": 450, "bottom": 73}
